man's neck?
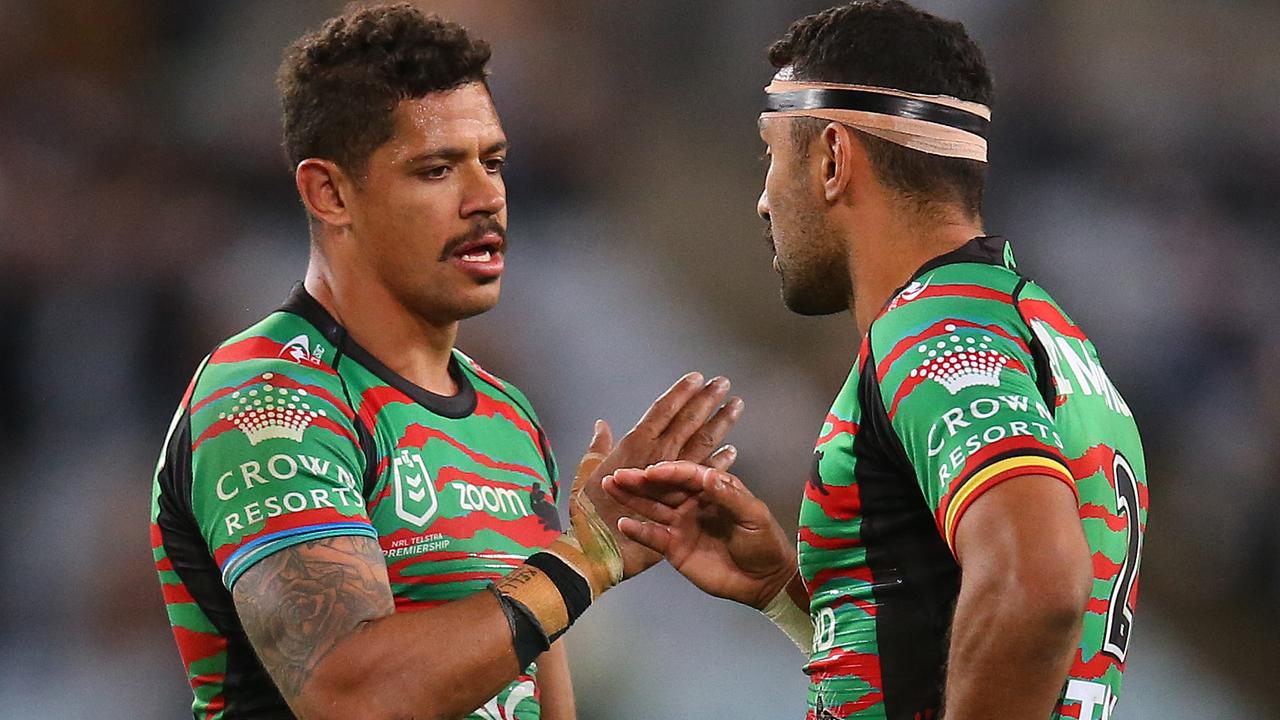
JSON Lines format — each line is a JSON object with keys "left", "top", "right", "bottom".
{"left": 848, "top": 206, "right": 984, "bottom": 336}
{"left": 304, "top": 255, "right": 460, "bottom": 396}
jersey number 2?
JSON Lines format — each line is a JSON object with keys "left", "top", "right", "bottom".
{"left": 1102, "top": 452, "right": 1141, "bottom": 662}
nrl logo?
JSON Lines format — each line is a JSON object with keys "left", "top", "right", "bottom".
{"left": 908, "top": 324, "right": 1008, "bottom": 395}
{"left": 393, "top": 449, "right": 438, "bottom": 527}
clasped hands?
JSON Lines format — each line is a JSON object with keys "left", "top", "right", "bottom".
{"left": 569, "top": 372, "right": 796, "bottom": 611}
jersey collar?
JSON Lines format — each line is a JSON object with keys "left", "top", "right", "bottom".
{"left": 873, "top": 236, "right": 1018, "bottom": 324}
{"left": 279, "top": 284, "right": 478, "bottom": 419}
{"left": 909, "top": 235, "right": 1015, "bottom": 280}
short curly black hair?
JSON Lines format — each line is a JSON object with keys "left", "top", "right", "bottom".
{"left": 769, "top": 1, "right": 994, "bottom": 216}
{"left": 278, "top": 3, "right": 491, "bottom": 173}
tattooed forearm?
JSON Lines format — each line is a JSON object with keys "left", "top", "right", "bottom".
{"left": 233, "top": 535, "right": 395, "bottom": 702}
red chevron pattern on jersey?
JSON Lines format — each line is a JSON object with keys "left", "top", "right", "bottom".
{"left": 152, "top": 287, "right": 560, "bottom": 719}
{"left": 797, "top": 237, "right": 1147, "bottom": 719}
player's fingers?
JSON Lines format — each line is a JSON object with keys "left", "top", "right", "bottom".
{"left": 620, "top": 460, "right": 710, "bottom": 492}
{"left": 589, "top": 419, "right": 614, "bottom": 456}
{"left": 677, "top": 395, "right": 744, "bottom": 463}
{"left": 575, "top": 419, "right": 613, "bottom": 482}
{"left": 617, "top": 516, "right": 673, "bottom": 556}
{"left": 609, "top": 465, "right": 698, "bottom": 508}
{"left": 601, "top": 475, "right": 680, "bottom": 524}
{"left": 706, "top": 444, "right": 738, "bottom": 472}
{"left": 697, "top": 468, "right": 762, "bottom": 521}
{"left": 608, "top": 467, "right": 648, "bottom": 485}
{"left": 656, "top": 377, "right": 731, "bottom": 452}
{"left": 632, "top": 372, "right": 704, "bottom": 439}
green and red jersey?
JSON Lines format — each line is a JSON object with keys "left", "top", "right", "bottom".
{"left": 799, "top": 237, "right": 1147, "bottom": 720}
{"left": 151, "top": 287, "right": 560, "bottom": 720}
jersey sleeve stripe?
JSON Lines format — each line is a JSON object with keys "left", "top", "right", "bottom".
{"left": 211, "top": 507, "right": 372, "bottom": 565}
{"left": 220, "top": 521, "right": 378, "bottom": 589}
{"left": 942, "top": 455, "right": 1076, "bottom": 554}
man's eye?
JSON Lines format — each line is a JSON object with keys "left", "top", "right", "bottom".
{"left": 484, "top": 157, "right": 507, "bottom": 173}
{"left": 420, "top": 165, "right": 450, "bottom": 179}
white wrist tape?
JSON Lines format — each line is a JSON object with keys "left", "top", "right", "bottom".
{"left": 761, "top": 576, "right": 814, "bottom": 654}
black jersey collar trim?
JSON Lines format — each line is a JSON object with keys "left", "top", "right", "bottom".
{"left": 279, "top": 284, "right": 478, "bottom": 419}
{"left": 910, "top": 235, "right": 1012, "bottom": 281}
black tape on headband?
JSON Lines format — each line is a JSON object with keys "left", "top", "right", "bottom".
{"left": 764, "top": 88, "right": 988, "bottom": 138}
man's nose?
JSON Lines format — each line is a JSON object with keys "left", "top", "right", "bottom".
{"left": 461, "top": 167, "right": 506, "bottom": 217}
{"left": 757, "top": 188, "right": 770, "bottom": 222}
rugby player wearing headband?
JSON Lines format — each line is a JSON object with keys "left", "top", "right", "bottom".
{"left": 606, "top": 3, "right": 1147, "bottom": 719}
{"left": 151, "top": 5, "right": 741, "bottom": 719}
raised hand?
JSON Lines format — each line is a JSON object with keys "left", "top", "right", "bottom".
{"left": 577, "top": 373, "right": 744, "bottom": 578}
{"left": 602, "top": 461, "right": 797, "bottom": 610}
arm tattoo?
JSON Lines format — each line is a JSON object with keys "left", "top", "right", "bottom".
{"left": 232, "top": 535, "right": 394, "bottom": 702}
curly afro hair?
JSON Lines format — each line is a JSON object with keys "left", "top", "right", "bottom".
{"left": 278, "top": 3, "right": 491, "bottom": 172}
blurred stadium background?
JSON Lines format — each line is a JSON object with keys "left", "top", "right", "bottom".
{"left": 1, "top": 0, "right": 1277, "bottom": 717}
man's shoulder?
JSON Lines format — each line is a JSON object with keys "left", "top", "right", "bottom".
{"left": 869, "top": 262, "right": 1030, "bottom": 377}
{"left": 207, "top": 309, "right": 339, "bottom": 373}
{"left": 189, "top": 310, "right": 356, "bottom": 436}
{"left": 878, "top": 260, "right": 1024, "bottom": 327}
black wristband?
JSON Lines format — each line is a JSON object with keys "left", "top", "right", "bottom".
{"left": 524, "top": 551, "right": 592, "bottom": 637}
{"left": 487, "top": 584, "right": 550, "bottom": 669}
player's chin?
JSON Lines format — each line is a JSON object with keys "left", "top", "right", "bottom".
{"left": 450, "top": 282, "right": 502, "bottom": 319}
{"left": 781, "top": 277, "right": 848, "bottom": 317}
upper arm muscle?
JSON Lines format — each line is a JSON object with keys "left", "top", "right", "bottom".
{"left": 954, "top": 474, "right": 1088, "bottom": 591}
{"left": 232, "top": 535, "right": 395, "bottom": 705}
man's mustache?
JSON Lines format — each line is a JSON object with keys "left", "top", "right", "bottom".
{"left": 439, "top": 220, "right": 507, "bottom": 261}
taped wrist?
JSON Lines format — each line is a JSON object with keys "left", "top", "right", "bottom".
{"left": 761, "top": 573, "right": 814, "bottom": 653}
{"left": 492, "top": 446, "right": 626, "bottom": 662}
{"left": 487, "top": 583, "right": 548, "bottom": 669}
{"left": 494, "top": 538, "right": 603, "bottom": 650}
{"left": 566, "top": 450, "right": 625, "bottom": 590}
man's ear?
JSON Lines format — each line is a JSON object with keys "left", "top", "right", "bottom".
{"left": 296, "top": 159, "right": 354, "bottom": 229}
{"left": 820, "top": 122, "right": 859, "bottom": 203}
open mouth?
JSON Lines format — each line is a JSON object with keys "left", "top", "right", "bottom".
{"left": 460, "top": 248, "right": 494, "bottom": 262}
{"left": 452, "top": 233, "right": 503, "bottom": 259}
{"left": 448, "top": 232, "right": 506, "bottom": 280}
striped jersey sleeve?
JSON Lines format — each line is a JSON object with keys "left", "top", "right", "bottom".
{"left": 872, "top": 275, "right": 1077, "bottom": 555}
{"left": 188, "top": 355, "right": 376, "bottom": 589}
